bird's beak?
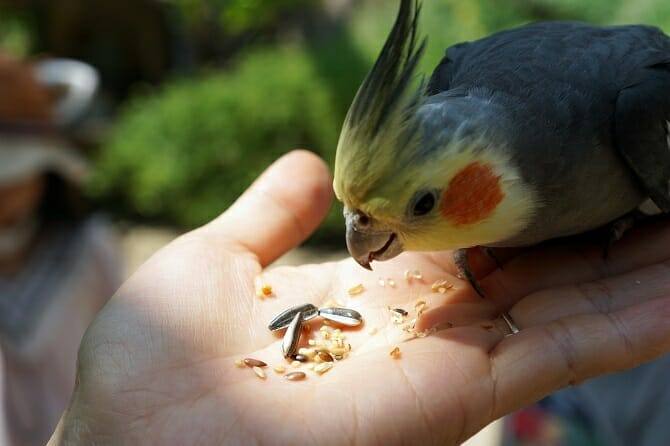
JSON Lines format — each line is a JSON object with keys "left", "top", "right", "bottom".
{"left": 344, "top": 207, "right": 403, "bottom": 270}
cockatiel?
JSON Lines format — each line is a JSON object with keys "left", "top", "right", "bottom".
{"left": 333, "top": 0, "right": 670, "bottom": 294}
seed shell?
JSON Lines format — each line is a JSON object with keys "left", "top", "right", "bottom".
{"left": 268, "top": 303, "right": 319, "bottom": 331}
{"left": 318, "top": 307, "right": 363, "bottom": 326}
{"left": 282, "top": 311, "right": 303, "bottom": 358}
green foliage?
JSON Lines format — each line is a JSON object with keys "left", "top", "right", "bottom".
{"left": 0, "top": 8, "right": 33, "bottom": 56}
{"left": 90, "top": 46, "right": 345, "bottom": 241}
{"left": 170, "top": 0, "right": 310, "bottom": 34}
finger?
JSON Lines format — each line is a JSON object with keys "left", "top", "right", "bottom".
{"left": 490, "top": 295, "right": 670, "bottom": 420}
{"left": 204, "top": 150, "right": 333, "bottom": 267}
{"left": 511, "top": 261, "right": 670, "bottom": 328}
{"left": 481, "top": 219, "right": 670, "bottom": 309}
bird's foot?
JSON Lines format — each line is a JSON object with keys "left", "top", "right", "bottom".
{"left": 454, "top": 247, "right": 486, "bottom": 298}
{"left": 482, "top": 247, "right": 504, "bottom": 270}
{"left": 603, "top": 211, "right": 645, "bottom": 259}
{"left": 455, "top": 247, "right": 519, "bottom": 334}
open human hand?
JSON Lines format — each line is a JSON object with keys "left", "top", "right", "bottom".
{"left": 48, "top": 151, "right": 670, "bottom": 445}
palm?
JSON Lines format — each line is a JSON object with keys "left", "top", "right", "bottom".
{"left": 52, "top": 152, "right": 670, "bottom": 446}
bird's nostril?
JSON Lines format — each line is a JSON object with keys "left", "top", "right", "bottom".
{"left": 357, "top": 212, "right": 370, "bottom": 227}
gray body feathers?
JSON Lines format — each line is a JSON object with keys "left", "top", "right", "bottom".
{"left": 426, "top": 22, "right": 670, "bottom": 246}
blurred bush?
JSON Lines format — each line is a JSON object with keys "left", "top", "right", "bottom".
{"left": 0, "top": 7, "right": 33, "bottom": 56}
{"left": 89, "top": 45, "right": 346, "bottom": 243}
{"left": 172, "top": 0, "right": 310, "bottom": 34}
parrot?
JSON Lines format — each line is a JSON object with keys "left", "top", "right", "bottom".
{"left": 333, "top": 0, "right": 670, "bottom": 295}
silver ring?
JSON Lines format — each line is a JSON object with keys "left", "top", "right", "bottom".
{"left": 501, "top": 312, "right": 520, "bottom": 335}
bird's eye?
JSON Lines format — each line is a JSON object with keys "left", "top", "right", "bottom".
{"left": 412, "top": 191, "right": 436, "bottom": 216}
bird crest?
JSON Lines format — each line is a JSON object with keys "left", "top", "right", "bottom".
{"left": 334, "top": 0, "right": 427, "bottom": 207}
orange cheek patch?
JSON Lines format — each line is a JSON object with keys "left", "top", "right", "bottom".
{"left": 440, "top": 162, "right": 504, "bottom": 226}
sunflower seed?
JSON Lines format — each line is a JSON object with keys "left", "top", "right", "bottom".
{"left": 268, "top": 303, "right": 319, "bottom": 331}
{"left": 318, "top": 307, "right": 363, "bottom": 326}
{"left": 282, "top": 311, "right": 303, "bottom": 358}
{"left": 285, "top": 371, "right": 307, "bottom": 381}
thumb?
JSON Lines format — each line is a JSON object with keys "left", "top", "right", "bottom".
{"left": 205, "top": 150, "right": 334, "bottom": 266}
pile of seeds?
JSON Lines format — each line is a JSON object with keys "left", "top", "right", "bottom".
{"left": 269, "top": 303, "right": 361, "bottom": 358}
{"left": 239, "top": 302, "right": 362, "bottom": 380}
{"left": 239, "top": 271, "right": 456, "bottom": 381}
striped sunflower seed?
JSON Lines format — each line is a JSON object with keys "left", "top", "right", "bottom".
{"left": 318, "top": 307, "right": 363, "bottom": 326}
{"left": 268, "top": 303, "right": 319, "bottom": 331}
{"left": 282, "top": 311, "right": 303, "bottom": 358}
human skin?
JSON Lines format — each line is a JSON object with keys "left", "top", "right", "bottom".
{"left": 48, "top": 151, "right": 670, "bottom": 445}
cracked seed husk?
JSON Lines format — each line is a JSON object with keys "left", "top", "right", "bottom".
{"left": 268, "top": 303, "right": 319, "bottom": 331}
{"left": 318, "top": 307, "right": 363, "bottom": 326}
{"left": 282, "top": 312, "right": 303, "bottom": 358}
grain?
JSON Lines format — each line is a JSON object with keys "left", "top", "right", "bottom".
{"left": 253, "top": 366, "right": 267, "bottom": 379}
{"left": 274, "top": 365, "right": 286, "bottom": 374}
{"left": 234, "top": 359, "right": 245, "bottom": 368}
{"left": 285, "top": 371, "right": 307, "bottom": 381}
{"left": 244, "top": 358, "right": 267, "bottom": 368}
{"left": 348, "top": 284, "right": 365, "bottom": 295}
{"left": 318, "top": 351, "right": 334, "bottom": 362}
{"left": 314, "top": 362, "right": 333, "bottom": 375}
{"left": 298, "top": 348, "right": 316, "bottom": 359}
{"left": 431, "top": 279, "right": 453, "bottom": 293}
{"left": 390, "top": 346, "right": 401, "bottom": 359}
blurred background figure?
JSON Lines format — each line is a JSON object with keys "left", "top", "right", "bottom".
{"left": 0, "top": 52, "right": 122, "bottom": 445}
